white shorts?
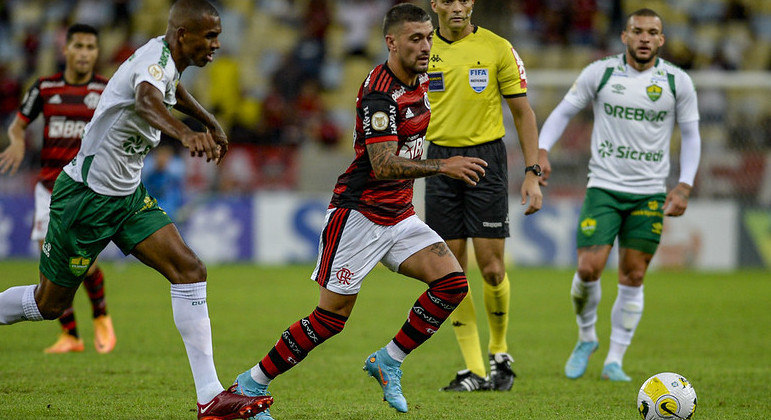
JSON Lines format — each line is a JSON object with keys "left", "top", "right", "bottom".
{"left": 31, "top": 182, "right": 52, "bottom": 241}
{"left": 311, "top": 208, "right": 443, "bottom": 295}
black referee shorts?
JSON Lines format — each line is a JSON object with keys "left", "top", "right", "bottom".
{"left": 425, "top": 139, "right": 509, "bottom": 240}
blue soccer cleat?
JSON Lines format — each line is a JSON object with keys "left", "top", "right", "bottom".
{"left": 231, "top": 370, "right": 274, "bottom": 420}
{"left": 601, "top": 362, "right": 632, "bottom": 382}
{"left": 564, "top": 340, "right": 599, "bottom": 379}
{"left": 363, "top": 348, "right": 408, "bottom": 413}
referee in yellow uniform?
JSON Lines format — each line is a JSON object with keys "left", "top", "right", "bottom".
{"left": 426, "top": 0, "right": 542, "bottom": 392}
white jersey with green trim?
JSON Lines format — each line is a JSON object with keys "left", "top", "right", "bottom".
{"left": 64, "top": 36, "right": 179, "bottom": 196}
{"left": 564, "top": 53, "right": 699, "bottom": 194}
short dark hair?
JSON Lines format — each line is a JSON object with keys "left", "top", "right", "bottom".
{"left": 170, "top": 0, "right": 220, "bottom": 19}
{"left": 66, "top": 23, "right": 99, "bottom": 43}
{"left": 626, "top": 8, "right": 662, "bottom": 26}
{"left": 382, "top": 3, "right": 431, "bottom": 37}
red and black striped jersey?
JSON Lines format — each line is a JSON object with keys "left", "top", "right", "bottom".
{"left": 17, "top": 72, "right": 108, "bottom": 191}
{"left": 330, "top": 63, "right": 431, "bottom": 226}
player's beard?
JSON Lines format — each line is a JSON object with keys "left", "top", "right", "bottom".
{"left": 629, "top": 44, "right": 659, "bottom": 65}
{"left": 403, "top": 55, "right": 428, "bottom": 77}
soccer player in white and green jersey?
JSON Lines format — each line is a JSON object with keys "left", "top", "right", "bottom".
{"left": 538, "top": 8, "right": 701, "bottom": 382}
{"left": 0, "top": 1, "right": 273, "bottom": 417}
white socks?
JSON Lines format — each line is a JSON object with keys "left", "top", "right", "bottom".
{"left": 250, "top": 365, "right": 273, "bottom": 386}
{"left": 605, "top": 284, "right": 644, "bottom": 367}
{"left": 571, "top": 273, "right": 601, "bottom": 343}
{"left": 386, "top": 340, "right": 407, "bottom": 363}
{"left": 171, "top": 282, "right": 224, "bottom": 404}
{"left": 0, "top": 285, "right": 43, "bottom": 325}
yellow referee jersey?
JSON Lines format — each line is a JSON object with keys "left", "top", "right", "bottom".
{"left": 426, "top": 26, "right": 528, "bottom": 147}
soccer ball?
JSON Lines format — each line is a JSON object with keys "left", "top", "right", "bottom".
{"left": 637, "top": 372, "right": 697, "bottom": 419}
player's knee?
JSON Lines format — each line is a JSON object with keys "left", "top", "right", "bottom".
{"left": 37, "top": 301, "right": 67, "bottom": 320}
{"left": 430, "top": 272, "right": 468, "bottom": 305}
{"left": 621, "top": 269, "right": 645, "bottom": 286}
{"left": 479, "top": 265, "right": 505, "bottom": 286}
{"left": 576, "top": 263, "right": 601, "bottom": 282}
{"left": 176, "top": 255, "right": 207, "bottom": 284}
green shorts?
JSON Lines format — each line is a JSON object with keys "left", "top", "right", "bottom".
{"left": 576, "top": 187, "right": 666, "bottom": 255}
{"left": 40, "top": 172, "right": 172, "bottom": 288}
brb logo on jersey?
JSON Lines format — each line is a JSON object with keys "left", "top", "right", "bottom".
{"left": 469, "top": 68, "right": 488, "bottom": 93}
{"left": 48, "top": 116, "right": 87, "bottom": 139}
{"left": 398, "top": 134, "right": 424, "bottom": 160}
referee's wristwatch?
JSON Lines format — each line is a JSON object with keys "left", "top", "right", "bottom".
{"left": 525, "top": 163, "right": 542, "bottom": 177}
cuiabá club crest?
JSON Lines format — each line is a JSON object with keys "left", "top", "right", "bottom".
{"left": 646, "top": 84, "right": 662, "bottom": 101}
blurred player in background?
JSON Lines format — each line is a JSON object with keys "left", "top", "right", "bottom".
{"left": 230, "top": 3, "right": 487, "bottom": 417}
{"left": 538, "top": 8, "right": 701, "bottom": 382}
{"left": 142, "top": 141, "right": 185, "bottom": 219}
{"left": 0, "top": 1, "right": 273, "bottom": 417}
{"left": 0, "top": 23, "right": 117, "bottom": 355}
{"left": 425, "top": 0, "right": 542, "bottom": 392}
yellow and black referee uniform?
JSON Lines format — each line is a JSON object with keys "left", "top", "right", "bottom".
{"left": 425, "top": 25, "right": 528, "bottom": 239}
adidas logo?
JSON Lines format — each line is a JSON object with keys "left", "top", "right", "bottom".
{"left": 49, "top": 94, "right": 62, "bottom": 104}
{"left": 405, "top": 108, "right": 414, "bottom": 118}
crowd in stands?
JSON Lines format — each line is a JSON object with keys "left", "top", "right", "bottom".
{"left": 0, "top": 0, "right": 768, "bottom": 200}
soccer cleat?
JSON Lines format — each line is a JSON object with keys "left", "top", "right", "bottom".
{"left": 231, "top": 370, "right": 274, "bottom": 420}
{"left": 44, "top": 333, "right": 85, "bottom": 354}
{"left": 601, "top": 362, "right": 631, "bottom": 382}
{"left": 197, "top": 387, "right": 273, "bottom": 420}
{"left": 489, "top": 353, "right": 516, "bottom": 391}
{"left": 440, "top": 369, "right": 491, "bottom": 392}
{"left": 93, "top": 315, "right": 116, "bottom": 354}
{"left": 363, "top": 348, "right": 408, "bottom": 413}
{"left": 564, "top": 341, "right": 599, "bottom": 379}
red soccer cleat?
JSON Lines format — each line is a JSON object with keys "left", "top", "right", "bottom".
{"left": 197, "top": 387, "right": 273, "bottom": 420}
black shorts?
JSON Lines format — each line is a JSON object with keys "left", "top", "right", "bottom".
{"left": 425, "top": 139, "right": 509, "bottom": 239}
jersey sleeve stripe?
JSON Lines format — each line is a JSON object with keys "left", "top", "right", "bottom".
{"left": 371, "top": 68, "right": 385, "bottom": 91}
{"left": 373, "top": 68, "right": 385, "bottom": 91}
{"left": 667, "top": 73, "right": 676, "bottom": 98}
{"left": 365, "top": 135, "right": 398, "bottom": 144}
{"left": 502, "top": 92, "right": 527, "bottom": 98}
{"left": 375, "top": 70, "right": 392, "bottom": 92}
{"left": 596, "top": 67, "right": 615, "bottom": 94}
{"left": 16, "top": 111, "right": 31, "bottom": 123}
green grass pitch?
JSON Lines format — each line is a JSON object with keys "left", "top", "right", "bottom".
{"left": 0, "top": 261, "right": 768, "bottom": 419}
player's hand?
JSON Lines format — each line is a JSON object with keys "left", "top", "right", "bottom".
{"left": 0, "top": 141, "right": 25, "bottom": 175}
{"left": 441, "top": 156, "right": 487, "bottom": 186}
{"left": 538, "top": 148, "right": 551, "bottom": 186}
{"left": 663, "top": 182, "right": 691, "bottom": 217}
{"left": 521, "top": 174, "right": 542, "bottom": 215}
{"left": 180, "top": 130, "right": 220, "bottom": 162}
{"left": 209, "top": 125, "right": 229, "bottom": 165}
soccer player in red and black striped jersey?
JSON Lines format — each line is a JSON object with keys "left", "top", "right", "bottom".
{"left": 230, "top": 4, "right": 487, "bottom": 416}
{"left": 1, "top": 24, "right": 116, "bottom": 354}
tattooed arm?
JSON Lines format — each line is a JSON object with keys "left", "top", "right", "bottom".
{"left": 366, "top": 141, "right": 488, "bottom": 186}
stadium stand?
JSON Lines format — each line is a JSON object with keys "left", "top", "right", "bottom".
{"left": 0, "top": 0, "right": 768, "bottom": 203}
